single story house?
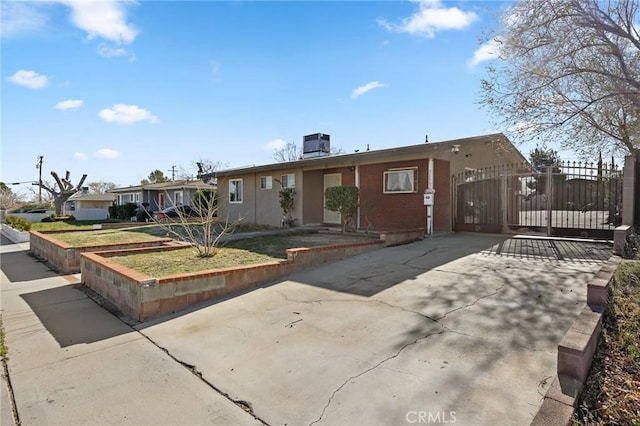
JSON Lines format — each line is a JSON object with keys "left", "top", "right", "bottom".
{"left": 65, "top": 192, "right": 116, "bottom": 220}
{"left": 198, "top": 133, "right": 527, "bottom": 231}
{"left": 108, "top": 179, "right": 214, "bottom": 213}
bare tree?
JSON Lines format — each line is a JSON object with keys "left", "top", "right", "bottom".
{"left": 272, "top": 142, "right": 344, "bottom": 162}
{"left": 88, "top": 181, "right": 117, "bottom": 194}
{"left": 28, "top": 179, "right": 55, "bottom": 204}
{"left": 272, "top": 141, "right": 302, "bottom": 162}
{"left": 179, "top": 158, "right": 228, "bottom": 181}
{"left": 149, "top": 188, "right": 237, "bottom": 257}
{"left": 0, "top": 183, "right": 18, "bottom": 211}
{"left": 39, "top": 171, "right": 87, "bottom": 216}
{"left": 479, "top": 0, "right": 640, "bottom": 157}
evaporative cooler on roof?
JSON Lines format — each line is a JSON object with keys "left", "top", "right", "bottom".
{"left": 303, "top": 133, "right": 330, "bottom": 158}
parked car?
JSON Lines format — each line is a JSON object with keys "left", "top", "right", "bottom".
{"left": 156, "top": 205, "right": 200, "bottom": 220}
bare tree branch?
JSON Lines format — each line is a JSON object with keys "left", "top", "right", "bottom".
{"left": 479, "top": 0, "right": 640, "bottom": 157}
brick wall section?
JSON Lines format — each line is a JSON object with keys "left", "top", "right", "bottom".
{"left": 323, "top": 167, "right": 356, "bottom": 186}
{"left": 80, "top": 235, "right": 432, "bottom": 321}
{"left": 359, "top": 159, "right": 429, "bottom": 229}
{"left": 358, "top": 159, "right": 450, "bottom": 231}
{"left": 30, "top": 230, "right": 173, "bottom": 274}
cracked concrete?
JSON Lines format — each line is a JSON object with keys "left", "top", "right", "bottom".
{"left": 137, "top": 233, "right": 606, "bottom": 426}
{"left": 0, "top": 236, "right": 262, "bottom": 426}
{"left": 0, "top": 232, "right": 609, "bottom": 425}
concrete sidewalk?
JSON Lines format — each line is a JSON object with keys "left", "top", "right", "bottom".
{"left": 0, "top": 232, "right": 608, "bottom": 425}
{"left": 0, "top": 235, "right": 260, "bottom": 425}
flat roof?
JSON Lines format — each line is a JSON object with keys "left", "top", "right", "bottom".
{"left": 200, "top": 133, "right": 522, "bottom": 179}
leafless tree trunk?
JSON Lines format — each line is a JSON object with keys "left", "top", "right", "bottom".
{"left": 39, "top": 171, "right": 87, "bottom": 216}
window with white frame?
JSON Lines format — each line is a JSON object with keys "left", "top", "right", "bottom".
{"left": 134, "top": 193, "right": 141, "bottom": 203}
{"left": 229, "top": 179, "right": 243, "bottom": 203}
{"left": 260, "top": 176, "right": 273, "bottom": 190}
{"left": 281, "top": 173, "right": 295, "bottom": 189}
{"left": 174, "top": 191, "right": 184, "bottom": 206}
{"left": 383, "top": 168, "right": 418, "bottom": 193}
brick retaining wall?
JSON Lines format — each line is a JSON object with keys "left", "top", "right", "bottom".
{"left": 81, "top": 239, "right": 387, "bottom": 321}
{"left": 531, "top": 255, "right": 622, "bottom": 425}
{"left": 30, "top": 230, "right": 174, "bottom": 274}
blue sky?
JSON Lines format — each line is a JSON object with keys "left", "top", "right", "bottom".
{"left": 2, "top": 0, "right": 521, "bottom": 192}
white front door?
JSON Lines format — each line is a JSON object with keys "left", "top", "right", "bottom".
{"left": 323, "top": 173, "right": 342, "bottom": 224}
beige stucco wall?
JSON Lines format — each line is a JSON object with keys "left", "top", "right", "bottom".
{"left": 432, "top": 138, "right": 526, "bottom": 176}
{"left": 77, "top": 200, "right": 112, "bottom": 209}
{"left": 219, "top": 169, "right": 304, "bottom": 227}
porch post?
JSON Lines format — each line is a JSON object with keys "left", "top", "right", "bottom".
{"left": 501, "top": 173, "right": 508, "bottom": 234}
{"left": 355, "top": 165, "right": 360, "bottom": 229}
{"left": 621, "top": 154, "right": 636, "bottom": 226}
{"left": 546, "top": 166, "right": 553, "bottom": 236}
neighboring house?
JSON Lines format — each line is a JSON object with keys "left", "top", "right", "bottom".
{"left": 108, "top": 180, "right": 214, "bottom": 213}
{"left": 65, "top": 191, "right": 116, "bottom": 220}
{"left": 198, "top": 133, "right": 526, "bottom": 231}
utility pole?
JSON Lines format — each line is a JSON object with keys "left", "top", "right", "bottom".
{"left": 36, "top": 155, "right": 43, "bottom": 203}
{"left": 169, "top": 165, "right": 177, "bottom": 181}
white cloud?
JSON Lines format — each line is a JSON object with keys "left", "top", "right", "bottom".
{"left": 98, "top": 104, "right": 159, "bottom": 124}
{"left": 351, "top": 81, "right": 386, "bottom": 99}
{"left": 468, "top": 39, "right": 501, "bottom": 67}
{"left": 73, "top": 152, "right": 88, "bottom": 160}
{"left": 94, "top": 148, "right": 121, "bottom": 159}
{"left": 59, "top": 0, "right": 138, "bottom": 44}
{"left": 6, "top": 70, "right": 49, "bottom": 89}
{"left": 263, "top": 138, "right": 287, "bottom": 150}
{"left": 54, "top": 99, "right": 83, "bottom": 110}
{"left": 0, "top": 2, "right": 48, "bottom": 37}
{"left": 378, "top": 0, "right": 478, "bottom": 38}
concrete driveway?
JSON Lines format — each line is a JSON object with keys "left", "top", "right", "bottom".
{"left": 137, "top": 233, "right": 610, "bottom": 426}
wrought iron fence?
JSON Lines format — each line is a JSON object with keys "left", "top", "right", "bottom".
{"left": 453, "top": 161, "right": 623, "bottom": 238}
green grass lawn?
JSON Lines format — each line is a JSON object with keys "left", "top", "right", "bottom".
{"left": 108, "top": 234, "right": 369, "bottom": 276}
{"left": 110, "top": 246, "right": 281, "bottom": 276}
{"left": 39, "top": 225, "right": 172, "bottom": 246}
{"left": 30, "top": 220, "right": 121, "bottom": 231}
{"left": 31, "top": 221, "right": 274, "bottom": 247}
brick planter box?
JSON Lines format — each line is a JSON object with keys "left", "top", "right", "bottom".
{"left": 0, "top": 223, "right": 30, "bottom": 243}
{"left": 29, "top": 230, "right": 174, "bottom": 274}
{"left": 81, "top": 238, "right": 390, "bottom": 322}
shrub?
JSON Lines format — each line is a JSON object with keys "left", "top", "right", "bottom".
{"left": 5, "top": 215, "right": 31, "bottom": 231}
{"left": 279, "top": 188, "right": 295, "bottom": 227}
{"left": 622, "top": 232, "right": 640, "bottom": 259}
{"left": 325, "top": 185, "right": 359, "bottom": 233}
{"left": 136, "top": 208, "right": 150, "bottom": 223}
{"left": 109, "top": 203, "right": 138, "bottom": 221}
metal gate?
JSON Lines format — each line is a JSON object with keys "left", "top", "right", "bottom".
{"left": 453, "top": 161, "right": 623, "bottom": 239}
